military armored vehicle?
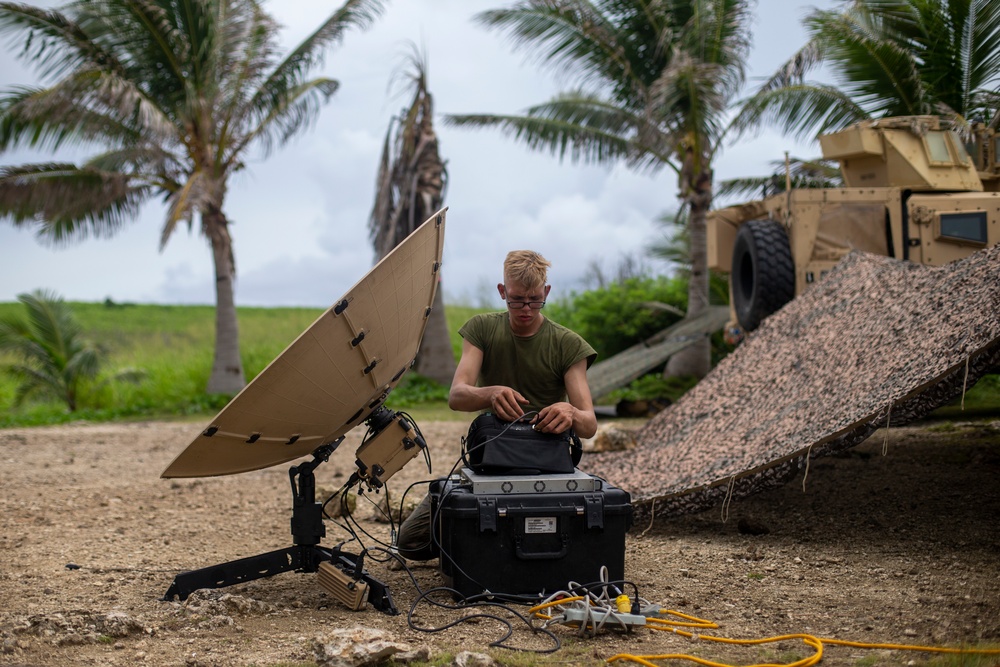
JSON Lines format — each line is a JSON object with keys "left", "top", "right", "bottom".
{"left": 708, "top": 115, "right": 1000, "bottom": 333}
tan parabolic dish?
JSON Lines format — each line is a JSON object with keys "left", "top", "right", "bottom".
{"left": 586, "top": 245, "right": 1000, "bottom": 517}
{"left": 161, "top": 210, "right": 447, "bottom": 478}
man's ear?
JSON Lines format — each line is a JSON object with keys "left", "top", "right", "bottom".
{"left": 544, "top": 285, "right": 551, "bottom": 298}
{"left": 497, "top": 283, "right": 506, "bottom": 299}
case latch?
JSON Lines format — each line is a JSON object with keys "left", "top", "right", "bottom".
{"left": 478, "top": 496, "right": 498, "bottom": 533}
{"left": 584, "top": 494, "right": 604, "bottom": 529}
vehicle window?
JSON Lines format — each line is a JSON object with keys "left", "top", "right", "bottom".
{"left": 939, "top": 211, "right": 987, "bottom": 244}
{"left": 925, "top": 131, "right": 952, "bottom": 164}
{"left": 948, "top": 132, "right": 971, "bottom": 164}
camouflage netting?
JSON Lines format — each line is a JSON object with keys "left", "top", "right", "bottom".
{"left": 585, "top": 245, "right": 1000, "bottom": 519}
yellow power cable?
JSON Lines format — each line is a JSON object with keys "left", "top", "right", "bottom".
{"left": 531, "top": 594, "right": 1000, "bottom": 666}
{"left": 608, "top": 632, "right": 824, "bottom": 667}
{"left": 605, "top": 608, "right": 1000, "bottom": 667}
{"left": 528, "top": 596, "right": 585, "bottom": 615}
{"left": 820, "top": 637, "right": 1000, "bottom": 654}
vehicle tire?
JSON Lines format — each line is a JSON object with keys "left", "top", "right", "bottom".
{"left": 731, "top": 218, "right": 795, "bottom": 331}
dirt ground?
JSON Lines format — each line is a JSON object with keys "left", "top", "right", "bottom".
{"left": 1, "top": 416, "right": 998, "bottom": 667}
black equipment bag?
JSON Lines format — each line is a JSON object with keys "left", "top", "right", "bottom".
{"left": 462, "top": 413, "right": 583, "bottom": 475}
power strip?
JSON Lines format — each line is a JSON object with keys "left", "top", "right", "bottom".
{"left": 561, "top": 607, "right": 647, "bottom": 630}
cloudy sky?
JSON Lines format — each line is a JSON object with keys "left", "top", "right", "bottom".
{"left": 0, "top": 0, "right": 836, "bottom": 308}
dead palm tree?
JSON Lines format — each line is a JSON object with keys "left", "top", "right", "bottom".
{"left": 0, "top": 0, "right": 387, "bottom": 394}
{"left": 369, "top": 47, "right": 455, "bottom": 384}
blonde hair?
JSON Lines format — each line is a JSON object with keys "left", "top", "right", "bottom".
{"left": 504, "top": 250, "right": 551, "bottom": 290}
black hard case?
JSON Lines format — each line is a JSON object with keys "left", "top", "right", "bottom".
{"left": 430, "top": 474, "right": 632, "bottom": 598}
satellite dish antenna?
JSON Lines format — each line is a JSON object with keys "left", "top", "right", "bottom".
{"left": 160, "top": 209, "right": 447, "bottom": 612}
{"left": 162, "top": 209, "right": 447, "bottom": 478}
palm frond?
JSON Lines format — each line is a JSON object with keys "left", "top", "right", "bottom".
{"left": 115, "top": 0, "right": 189, "bottom": 89}
{"left": 64, "top": 345, "right": 101, "bottom": 384}
{"left": 448, "top": 91, "right": 673, "bottom": 172}
{"left": 249, "top": 0, "right": 385, "bottom": 118}
{"left": 966, "top": 0, "right": 1000, "bottom": 121}
{"left": 0, "top": 1, "right": 128, "bottom": 80}
{"left": 214, "top": 1, "right": 278, "bottom": 152}
{"left": 161, "top": 171, "right": 208, "bottom": 249}
{"left": 0, "top": 162, "right": 151, "bottom": 244}
{"left": 449, "top": 110, "right": 633, "bottom": 169}
{"left": 20, "top": 288, "right": 79, "bottom": 354}
{"left": 7, "top": 363, "right": 61, "bottom": 406}
{"left": 0, "top": 289, "right": 104, "bottom": 410}
{"left": 680, "top": 0, "right": 752, "bottom": 99}
{"left": 233, "top": 77, "right": 339, "bottom": 161}
{"left": 810, "top": 6, "right": 926, "bottom": 117}
{"left": 732, "top": 83, "right": 870, "bottom": 141}
{"left": 715, "top": 155, "right": 842, "bottom": 202}
{"left": 0, "top": 73, "right": 173, "bottom": 152}
{"left": 646, "top": 207, "right": 690, "bottom": 269}
{"left": 475, "top": 1, "right": 644, "bottom": 92}
{"left": 84, "top": 145, "right": 183, "bottom": 178}
{"left": 753, "top": 41, "right": 824, "bottom": 95}
{"left": 648, "top": 49, "right": 728, "bottom": 156}
{"left": 739, "top": 0, "right": 1000, "bottom": 142}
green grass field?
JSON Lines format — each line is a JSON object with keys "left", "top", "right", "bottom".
{"left": 0, "top": 301, "right": 494, "bottom": 427}
{"left": 0, "top": 300, "right": 996, "bottom": 427}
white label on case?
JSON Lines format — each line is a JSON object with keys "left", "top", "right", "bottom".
{"left": 525, "top": 517, "right": 557, "bottom": 534}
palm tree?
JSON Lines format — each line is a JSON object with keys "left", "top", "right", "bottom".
{"left": 0, "top": 0, "right": 387, "bottom": 394}
{"left": 716, "top": 155, "right": 843, "bottom": 202}
{"left": 0, "top": 289, "right": 138, "bottom": 411}
{"left": 735, "top": 0, "right": 1000, "bottom": 141}
{"left": 369, "top": 46, "right": 455, "bottom": 385}
{"left": 447, "top": 0, "right": 753, "bottom": 379}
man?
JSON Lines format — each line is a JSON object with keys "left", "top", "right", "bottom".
{"left": 395, "top": 250, "right": 598, "bottom": 561}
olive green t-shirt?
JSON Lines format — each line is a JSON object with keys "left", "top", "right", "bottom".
{"left": 459, "top": 312, "right": 597, "bottom": 415}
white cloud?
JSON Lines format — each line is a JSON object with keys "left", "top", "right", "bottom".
{"left": 0, "top": 0, "right": 837, "bottom": 308}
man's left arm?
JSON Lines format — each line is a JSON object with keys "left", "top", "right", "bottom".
{"left": 532, "top": 359, "right": 597, "bottom": 438}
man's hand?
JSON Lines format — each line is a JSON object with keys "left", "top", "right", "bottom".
{"left": 532, "top": 402, "right": 576, "bottom": 434}
{"left": 487, "top": 386, "right": 529, "bottom": 421}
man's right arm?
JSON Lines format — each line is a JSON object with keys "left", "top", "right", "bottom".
{"left": 448, "top": 339, "right": 528, "bottom": 420}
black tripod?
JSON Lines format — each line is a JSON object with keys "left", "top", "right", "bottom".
{"left": 162, "top": 440, "right": 397, "bottom": 614}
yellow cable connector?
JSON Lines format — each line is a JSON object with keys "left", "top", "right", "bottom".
{"left": 616, "top": 594, "right": 632, "bottom": 614}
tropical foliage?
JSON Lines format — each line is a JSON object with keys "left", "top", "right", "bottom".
{"left": 0, "top": 0, "right": 387, "bottom": 394}
{"left": 736, "top": 0, "right": 1000, "bottom": 140}
{"left": 447, "top": 0, "right": 754, "bottom": 378}
{"left": 369, "top": 46, "right": 455, "bottom": 384}
{"left": 645, "top": 209, "right": 731, "bottom": 304}
{"left": 0, "top": 290, "right": 140, "bottom": 411}
{"left": 546, "top": 276, "right": 688, "bottom": 362}
{"left": 715, "top": 156, "right": 843, "bottom": 202}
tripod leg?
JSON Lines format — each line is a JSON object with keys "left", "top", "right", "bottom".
{"left": 163, "top": 546, "right": 304, "bottom": 601}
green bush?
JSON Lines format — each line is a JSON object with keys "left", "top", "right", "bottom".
{"left": 2, "top": 293, "right": 996, "bottom": 428}
{"left": 605, "top": 373, "right": 700, "bottom": 404}
{"left": 390, "top": 373, "right": 450, "bottom": 404}
{"left": 546, "top": 276, "right": 687, "bottom": 361}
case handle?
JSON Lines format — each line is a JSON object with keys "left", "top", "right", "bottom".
{"left": 514, "top": 534, "right": 568, "bottom": 560}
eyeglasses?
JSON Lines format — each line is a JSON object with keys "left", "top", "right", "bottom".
{"left": 506, "top": 300, "right": 546, "bottom": 310}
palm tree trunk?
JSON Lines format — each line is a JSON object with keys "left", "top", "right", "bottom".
{"left": 205, "top": 208, "right": 246, "bottom": 394}
{"left": 666, "top": 180, "right": 712, "bottom": 379}
{"left": 414, "top": 283, "right": 455, "bottom": 384}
